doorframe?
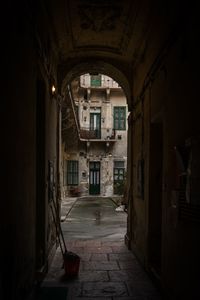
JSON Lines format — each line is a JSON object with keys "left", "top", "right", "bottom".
{"left": 90, "top": 111, "right": 101, "bottom": 139}
{"left": 89, "top": 161, "right": 101, "bottom": 195}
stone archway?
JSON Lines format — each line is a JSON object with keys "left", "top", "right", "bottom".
{"left": 60, "top": 61, "right": 132, "bottom": 108}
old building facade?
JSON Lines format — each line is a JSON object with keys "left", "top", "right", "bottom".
{"left": 62, "top": 74, "right": 128, "bottom": 197}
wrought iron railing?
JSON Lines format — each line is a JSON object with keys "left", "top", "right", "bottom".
{"left": 80, "top": 127, "right": 116, "bottom": 140}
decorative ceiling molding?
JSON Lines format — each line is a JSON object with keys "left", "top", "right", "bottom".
{"left": 64, "top": 0, "right": 136, "bottom": 56}
{"left": 78, "top": 5, "right": 121, "bottom": 32}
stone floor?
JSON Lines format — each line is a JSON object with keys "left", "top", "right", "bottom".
{"left": 40, "top": 197, "right": 163, "bottom": 300}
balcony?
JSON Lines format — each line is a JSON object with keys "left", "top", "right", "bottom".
{"left": 80, "top": 74, "right": 120, "bottom": 89}
{"left": 80, "top": 127, "right": 116, "bottom": 141}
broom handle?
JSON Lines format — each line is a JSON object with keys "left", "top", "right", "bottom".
{"left": 50, "top": 203, "right": 65, "bottom": 257}
{"left": 52, "top": 196, "right": 68, "bottom": 252}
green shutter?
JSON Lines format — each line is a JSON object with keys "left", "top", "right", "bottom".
{"left": 91, "top": 75, "right": 101, "bottom": 87}
{"left": 64, "top": 160, "right": 67, "bottom": 186}
{"left": 114, "top": 107, "right": 126, "bottom": 130}
{"left": 67, "top": 160, "right": 78, "bottom": 185}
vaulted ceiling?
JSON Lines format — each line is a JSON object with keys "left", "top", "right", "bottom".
{"left": 48, "top": 0, "right": 152, "bottom": 90}
{"left": 50, "top": 0, "right": 149, "bottom": 61}
{"left": 46, "top": 0, "right": 184, "bottom": 105}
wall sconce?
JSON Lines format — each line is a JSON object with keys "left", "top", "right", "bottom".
{"left": 51, "top": 85, "right": 56, "bottom": 95}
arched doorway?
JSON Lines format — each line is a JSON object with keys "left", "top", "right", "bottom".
{"left": 59, "top": 63, "right": 131, "bottom": 239}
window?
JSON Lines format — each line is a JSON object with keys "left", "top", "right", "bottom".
{"left": 114, "top": 161, "right": 125, "bottom": 194}
{"left": 114, "top": 161, "right": 125, "bottom": 182}
{"left": 63, "top": 160, "right": 67, "bottom": 186}
{"left": 114, "top": 107, "right": 126, "bottom": 130}
{"left": 91, "top": 74, "right": 101, "bottom": 87}
{"left": 67, "top": 160, "right": 78, "bottom": 185}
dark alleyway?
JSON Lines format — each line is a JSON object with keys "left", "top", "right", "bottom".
{"left": 2, "top": 1, "right": 200, "bottom": 299}
{"left": 37, "top": 197, "right": 162, "bottom": 299}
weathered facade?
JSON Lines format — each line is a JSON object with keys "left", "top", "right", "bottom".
{"left": 62, "top": 74, "right": 128, "bottom": 197}
{"left": 2, "top": 1, "right": 200, "bottom": 299}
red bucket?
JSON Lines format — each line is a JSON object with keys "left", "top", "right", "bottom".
{"left": 63, "top": 251, "right": 80, "bottom": 278}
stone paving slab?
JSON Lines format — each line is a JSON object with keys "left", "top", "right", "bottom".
{"left": 65, "top": 283, "right": 82, "bottom": 298}
{"left": 78, "top": 270, "right": 109, "bottom": 282}
{"left": 111, "top": 246, "right": 130, "bottom": 253}
{"left": 78, "top": 253, "right": 91, "bottom": 261}
{"left": 61, "top": 197, "right": 78, "bottom": 220}
{"left": 126, "top": 281, "right": 161, "bottom": 298}
{"left": 67, "top": 247, "right": 85, "bottom": 254}
{"left": 83, "top": 246, "right": 113, "bottom": 253}
{"left": 109, "top": 253, "right": 136, "bottom": 261}
{"left": 82, "top": 282, "right": 128, "bottom": 297}
{"left": 118, "top": 260, "right": 142, "bottom": 270}
{"left": 75, "top": 240, "right": 102, "bottom": 247}
{"left": 102, "top": 241, "right": 126, "bottom": 247}
{"left": 82, "top": 260, "right": 119, "bottom": 271}
{"left": 108, "top": 270, "right": 150, "bottom": 282}
{"left": 90, "top": 253, "right": 108, "bottom": 261}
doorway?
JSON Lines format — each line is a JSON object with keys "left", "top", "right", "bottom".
{"left": 148, "top": 122, "right": 163, "bottom": 278}
{"left": 89, "top": 161, "right": 100, "bottom": 195}
{"left": 35, "top": 78, "right": 46, "bottom": 271}
{"left": 90, "top": 112, "right": 101, "bottom": 139}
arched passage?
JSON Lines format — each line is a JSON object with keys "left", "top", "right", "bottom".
{"left": 60, "top": 61, "right": 132, "bottom": 109}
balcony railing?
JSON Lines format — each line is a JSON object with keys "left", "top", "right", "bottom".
{"left": 80, "top": 74, "right": 120, "bottom": 89}
{"left": 80, "top": 127, "right": 116, "bottom": 140}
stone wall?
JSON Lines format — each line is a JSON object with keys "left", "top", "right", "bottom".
{"left": 128, "top": 4, "right": 200, "bottom": 298}
{"left": 2, "top": 3, "right": 59, "bottom": 299}
{"left": 62, "top": 80, "right": 128, "bottom": 197}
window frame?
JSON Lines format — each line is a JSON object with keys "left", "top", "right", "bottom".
{"left": 113, "top": 161, "right": 125, "bottom": 183}
{"left": 113, "top": 106, "right": 126, "bottom": 130}
{"left": 67, "top": 160, "right": 79, "bottom": 186}
{"left": 90, "top": 74, "right": 102, "bottom": 87}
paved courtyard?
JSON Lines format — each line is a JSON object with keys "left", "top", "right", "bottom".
{"left": 39, "top": 197, "right": 163, "bottom": 300}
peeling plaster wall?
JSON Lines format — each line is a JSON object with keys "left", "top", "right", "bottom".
{"left": 62, "top": 82, "right": 128, "bottom": 197}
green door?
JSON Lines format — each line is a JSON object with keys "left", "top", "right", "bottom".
{"left": 89, "top": 162, "right": 100, "bottom": 195}
{"left": 90, "top": 113, "right": 101, "bottom": 138}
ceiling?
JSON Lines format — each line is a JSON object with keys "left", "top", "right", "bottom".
{"left": 48, "top": 0, "right": 152, "bottom": 87}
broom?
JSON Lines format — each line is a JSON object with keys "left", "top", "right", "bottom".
{"left": 50, "top": 197, "right": 80, "bottom": 278}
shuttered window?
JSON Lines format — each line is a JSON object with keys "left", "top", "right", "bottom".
{"left": 114, "top": 107, "right": 126, "bottom": 130}
{"left": 91, "top": 75, "right": 101, "bottom": 87}
{"left": 67, "top": 160, "right": 78, "bottom": 185}
{"left": 114, "top": 161, "right": 125, "bottom": 182}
